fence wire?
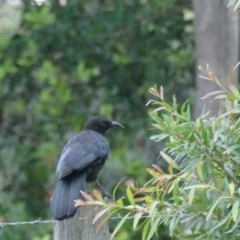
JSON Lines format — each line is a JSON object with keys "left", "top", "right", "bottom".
{"left": 0, "top": 215, "right": 149, "bottom": 228}
{"left": 0, "top": 219, "right": 56, "bottom": 227}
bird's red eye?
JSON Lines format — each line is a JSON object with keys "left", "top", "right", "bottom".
{"left": 100, "top": 122, "right": 106, "bottom": 127}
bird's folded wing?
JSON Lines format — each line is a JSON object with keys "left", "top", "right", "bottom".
{"left": 56, "top": 143, "right": 97, "bottom": 179}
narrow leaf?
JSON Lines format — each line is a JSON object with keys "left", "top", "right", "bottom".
{"left": 232, "top": 201, "right": 239, "bottom": 222}
{"left": 196, "top": 161, "right": 204, "bottom": 181}
{"left": 198, "top": 74, "right": 213, "bottom": 81}
{"left": 168, "top": 162, "right": 173, "bottom": 174}
{"left": 133, "top": 212, "right": 144, "bottom": 230}
{"left": 227, "top": 0, "right": 237, "bottom": 7}
{"left": 80, "top": 191, "right": 94, "bottom": 201}
{"left": 92, "top": 208, "right": 109, "bottom": 224}
{"left": 188, "top": 187, "right": 195, "bottom": 205}
{"left": 126, "top": 187, "right": 135, "bottom": 206}
{"left": 93, "top": 190, "right": 103, "bottom": 202}
{"left": 146, "top": 100, "right": 157, "bottom": 106}
{"left": 200, "top": 91, "right": 224, "bottom": 99}
{"left": 210, "top": 211, "right": 232, "bottom": 233}
{"left": 96, "top": 209, "right": 119, "bottom": 234}
{"left": 229, "top": 83, "right": 240, "bottom": 100}
{"left": 233, "top": 61, "right": 240, "bottom": 73}
{"left": 160, "top": 86, "right": 164, "bottom": 100}
{"left": 184, "top": 185, "right": 208, "bottom": 190}
{"left": 228, "top": 182, "right": 235, "bottom": 196}
{"left": 113, "top": 177, "right": 126, "bottom": 201}
{"left": 149, "top": 86, "right": 159, "bottom": 97}
{"left": 234, "top": 0, "right": 240, "bottom": 11}
{"left": 110, "top": 212, "right": 131, "bottom": 240}
{"left": 198, "top": 65, "right": 205, "bottom": 72}
{"left": 75, "top": 199, "right": 88, "bottom": 206}
{"left": 142, "top": 219, "right": 151, "bottom": 240}
{"left": 172, "top": 181, "right": 179, "bottom": 204}
{"left": 226, "top": 67, "right": 233, "bottom": 86}
{"left": 149, "top": 201, "right": 159, "bottom": 217}
{"left": 152, "top": 164, "right": 164, "bottom": 174}
{"left": 213, "top": 94, "right": 227, "bottom": 100}
{"left": 160, "top": 151, "right": 180, "bottom": 170}
{"left": 116, "top": 198, "right": 124, "bottom": 206}
{"left": 146, "top": 216, "right": 161, "bottom": 240}
{"left": 206, "top": 197, "right": 223, "bottom": 221}
{"left": 209, "top": 71, "right": 220, "bottom": 84}
{"left": 146, "top": 168, "right": 160, "bottom": 178}
{"left": 150, "top": 107, "right": 165, "bottom": 114}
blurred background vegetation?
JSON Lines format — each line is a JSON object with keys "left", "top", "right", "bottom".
{"left": 0, "top": 0, "right": 228, "bottom": 239}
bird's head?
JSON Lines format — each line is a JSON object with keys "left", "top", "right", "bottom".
{"left": 83, "top": 116, "right": 124, "bottom": 134}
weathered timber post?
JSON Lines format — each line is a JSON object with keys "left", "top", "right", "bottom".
{"left": 54, "top": 206, "right": 110, "bottom": 240}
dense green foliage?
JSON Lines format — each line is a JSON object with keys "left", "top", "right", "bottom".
{"left": 79, "top": 67, "right": 240, "bottom": 239}
{"left": 0, "top": 0, "right": 193, "bottom": 239}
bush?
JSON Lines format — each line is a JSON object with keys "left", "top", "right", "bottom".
{"left": 76, "top": 65, "right": 240, "bottom": 239}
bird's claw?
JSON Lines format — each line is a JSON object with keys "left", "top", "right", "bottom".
{"left": 101, "top": 191, "right": 112, "bottom": 199}
{"left": 96, "top": 180, "right": 112, "bottom": 199}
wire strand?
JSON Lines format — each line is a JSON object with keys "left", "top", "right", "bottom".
{"left": 0, "top": 219, "right": 55, "bottom": 227}
{"left": 0, "top": 215, "right": 149, "bottom": 227}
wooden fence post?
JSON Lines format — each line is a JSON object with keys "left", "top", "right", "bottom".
{"left": 53, "top": 206, "right": 111, "bottom": 240}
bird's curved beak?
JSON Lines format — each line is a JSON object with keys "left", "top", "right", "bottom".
{"left": 111, "top": 121, "right": 124, "bottom": 128}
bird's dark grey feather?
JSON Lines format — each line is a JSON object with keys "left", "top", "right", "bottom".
{"left": 56, "top": 131, "right": 109, "bottom": 179}
{"left": 50, "top": 171, "right": 86, "bottom": 220}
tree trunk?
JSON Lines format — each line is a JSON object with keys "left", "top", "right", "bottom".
{"left": 193, "top": 0, "right": 239, "bottom": 118}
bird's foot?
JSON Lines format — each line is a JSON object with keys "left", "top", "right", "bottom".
{"left": 101, "top": 191, "right": 112, "bottom": 199}
{"left": 96, "top": 180, "right": 112, "bottom": 199}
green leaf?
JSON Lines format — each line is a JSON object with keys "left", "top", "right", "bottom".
{"left": 150, "top": 134, "right": 169, "bottom": 142}
{"left": 172, "top": 181, "right": 179, "bottom": 204}
{"left": 133, "top": 212, "right": 144, "bottom": 230}
{"left": 232, "top": 201, "right": 239, "bottom": 222}
{"left": 169, "top": 215, "right": 177, "bottom": 236}
{"left": 142, "top": 219, "right": 151, "bottom": 240}
{"left": 206, "top": 197, "right": 224, "bottom": 221}
{"left": 196, "top": 161, "right": 204, "bottom": 181}
{"left": 228, "top": 182, "right": 235, "bottom": 196}
{"left": 116, "top": 198, "right": 124, "bottom": 207}
{"left": 188, "top": 187, "right": 195, "bottom": 205}
{"left": 126, "top": 187, "right": 135, "bottom": 206}
{"left": 146, "top": 216, "right": 161, "bottom": 240}
{"left": 229, "top": 83, "right": 240, "bottom": 100}
{"left": 110, "top": 212, "right": 131, "bottom": 240}
{"left": 96, "top": 209, "right": 119, "bottom": 234}
{"left": 113, "top": 177, "right": 126, "bottom": 201}
{"left": 210, "top": 211, "right": 232, "bottom": 233}
{"left": 160, "top": 151, "right": 180, "bottom": 170}
{"left": 184, "top": 185, "right": 208, "bottom": 190}
{"left": 149, "top": 201, "right": 159, "bottom": 217}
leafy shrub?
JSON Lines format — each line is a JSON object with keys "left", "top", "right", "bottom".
{"left": 76, "top": 65, "right": 240, "bottom": 240}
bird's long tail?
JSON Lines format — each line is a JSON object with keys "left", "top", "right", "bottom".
{"left": 50, "top": 171, "right": 86, "bottom": 220}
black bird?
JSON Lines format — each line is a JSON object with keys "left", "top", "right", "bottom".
{"left": 50, "top": 116, "right": 123, "bottom": 220}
